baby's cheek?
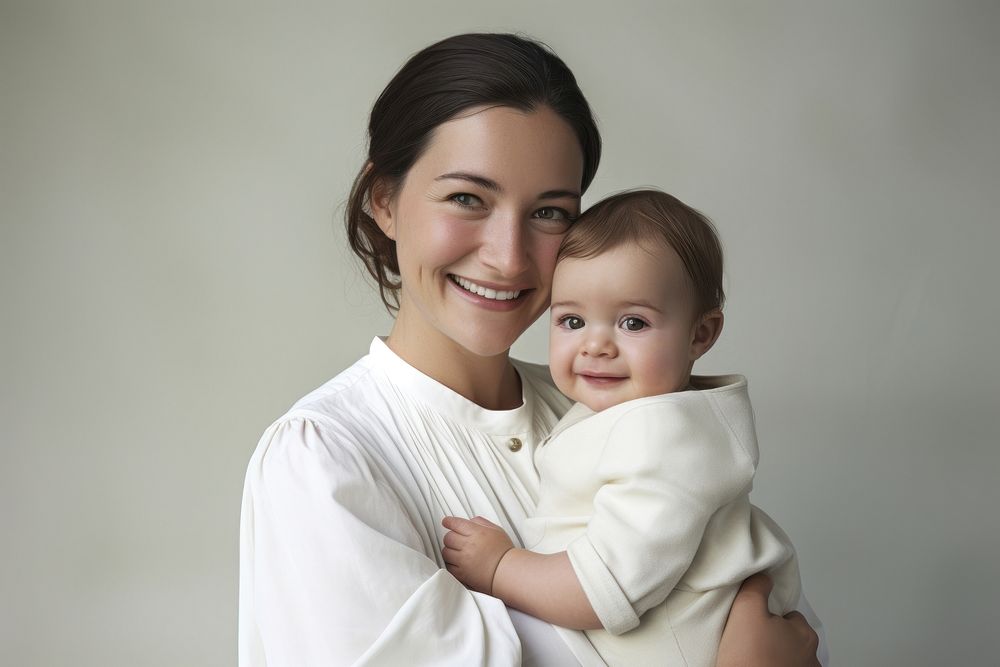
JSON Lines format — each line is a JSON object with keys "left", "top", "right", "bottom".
{"left": 643, "top": 347, "right": 690, "bottom": 394}
{"left": 548, "top": 339, "right": 574, "bottom": 392}
{"left": 551, "top": 368, "right": 576, "bottom": 402}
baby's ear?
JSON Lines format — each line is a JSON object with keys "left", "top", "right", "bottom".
{"left": 369, "top": 172, "right": 397, "bottom": 240}
{"left": 690, "top": 308, "right": 724, "bottom": 360}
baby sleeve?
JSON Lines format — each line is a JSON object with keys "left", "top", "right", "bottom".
{"left": 565, "top": 398, "right": 756, "bottom": 635}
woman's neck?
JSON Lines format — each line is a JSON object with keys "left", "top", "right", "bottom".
{"left": 385, "top": 321, "right": 523, "bottom": 411}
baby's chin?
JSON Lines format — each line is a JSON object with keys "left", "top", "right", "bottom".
{"left": 576, "top": 385, "right": 693, "bottom": 413}
{"left": 555, "top": 374, "right": 689, "bottom": 412}
{"left": 571, "top": 392, "right": 632, "bottom": 413}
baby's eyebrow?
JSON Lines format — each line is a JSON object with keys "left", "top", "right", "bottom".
{"left": 624, "top": 300, "right": 664, "bottom": 314}
{"left": 551, "top": 299, "right": 663, "bottom": 313}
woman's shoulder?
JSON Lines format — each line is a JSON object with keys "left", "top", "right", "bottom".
{"left": 250, "top": 353, "right": 395, "bottom": 466}
{"left": 285, "top": 353, "right": 381, "bottom": 416}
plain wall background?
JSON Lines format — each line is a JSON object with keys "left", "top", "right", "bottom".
{"left": 2, "top": 1, "right": 997, "bottom": 665}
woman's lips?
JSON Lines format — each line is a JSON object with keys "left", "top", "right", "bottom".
{"left": 449, "top": 274, "right": 525, "bottom": 300}
{"left": 448, "top": 274, "right": 532, "bottom": 311}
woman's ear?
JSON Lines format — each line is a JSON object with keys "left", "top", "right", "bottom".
{"left": 690, "top": 308, "right": 724, "bottom": 361}
{"left": 369, "top": 172, "right": 397, "bottom": 240}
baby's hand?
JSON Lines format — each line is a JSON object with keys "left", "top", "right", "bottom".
{"left": 441, "top": 515, "right": 515, "bottom": 595}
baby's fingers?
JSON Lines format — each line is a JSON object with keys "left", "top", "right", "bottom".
{"left": 442, "top": 546, "right": 463, "bottom": 566}
{"left": 443, "top": 531, "right": 464, "bottom": 550}
{"left": 441, "top": 515, "right": 476, "bottom": 535}
{"left": 470, "top": 515, "right": 501, "bottom": 529}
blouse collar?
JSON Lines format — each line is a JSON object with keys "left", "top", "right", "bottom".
{"left": 366, "top": 337, "right": 534, "bottom": 435}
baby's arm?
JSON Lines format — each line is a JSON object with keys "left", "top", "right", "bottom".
{"left": 443, "top": 517, "right": 821, "bottom": 666}
{"left": 441, "top": 515, "right": 602, "bottom": 629}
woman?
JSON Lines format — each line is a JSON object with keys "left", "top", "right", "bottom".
{"left": 239, "top": 33, "right": 822, "bottom": 666}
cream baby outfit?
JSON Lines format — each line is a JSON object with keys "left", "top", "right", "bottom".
{"left": 523, "top": 375, "right": 803, "bottom": 667}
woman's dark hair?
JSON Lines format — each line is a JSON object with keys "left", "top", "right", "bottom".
{"left": 346, "top": 33, "right": 602, "bottom": 313}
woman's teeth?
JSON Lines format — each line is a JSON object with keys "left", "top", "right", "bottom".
{"left": 452, "top": 276, "right": 521, "bottom": 301}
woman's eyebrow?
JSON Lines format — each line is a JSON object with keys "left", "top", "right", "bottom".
{"left": 435, "top": 172, "right": 581, "bottom": 201}
{"left": 435, "top": 172, "right": 501, "bottom": 193}
{"left": 538, "top": 189, "right": 581, "bottom": 201}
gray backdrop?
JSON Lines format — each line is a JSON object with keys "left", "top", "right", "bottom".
{"left": 2, "top": 1, "right": 997, "bottom": 665}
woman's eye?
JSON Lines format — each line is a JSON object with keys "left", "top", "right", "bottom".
{"left": 533, "top": 207, "right": 576, "bottom": 231}
{"left": 621, "top": 317, "right": 647, "bottom": 332}
{"left": 534, "top": 206, "right": 574, "bottom": 224}
{"left": 534, "top": 207, "right": 568, "bottom": 220}
{"left": 451, "top": 193, "right": 483, "bottom": 208}
{"left": 558, "top": 315, "right": 585, "bottom": 330}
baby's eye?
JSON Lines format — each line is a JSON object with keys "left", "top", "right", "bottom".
{"left": 621, "top": 317, "right": 648, "bottom": 332}
{"left": 558, "top": 315, "right": 585, "bottom": 330}
{"left": 451, "top": 193, "right": 484, "bottom": 208}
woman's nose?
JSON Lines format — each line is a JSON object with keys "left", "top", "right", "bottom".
{"left": 479, "top": 214, "right": 530, "bottom": 278}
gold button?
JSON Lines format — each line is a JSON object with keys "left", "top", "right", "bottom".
{"left": 507, "top": 437, "right": 523, "bottom": 452}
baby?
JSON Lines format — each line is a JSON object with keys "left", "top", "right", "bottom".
{"left": 443, "top": 189, "right": 804, "bottom": 667}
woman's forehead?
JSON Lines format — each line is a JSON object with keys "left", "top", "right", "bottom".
{"left": 414, "top": 106, "right": 584, "bottom": 194}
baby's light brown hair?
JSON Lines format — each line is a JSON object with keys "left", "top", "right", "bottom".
{"left": 559, "top": 189, "right": 725, "bottom": 314}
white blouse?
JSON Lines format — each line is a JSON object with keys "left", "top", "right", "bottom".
{"left": 238, "top": 337, "right": 601, "bottom": 666}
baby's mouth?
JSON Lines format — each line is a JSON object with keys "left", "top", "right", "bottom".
{"left": 578, "top": 372, "right": 627, "bottom": 384}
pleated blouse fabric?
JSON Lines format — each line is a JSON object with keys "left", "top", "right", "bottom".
{"left": 238, "top": 337, "right": 601, "bottom": 666}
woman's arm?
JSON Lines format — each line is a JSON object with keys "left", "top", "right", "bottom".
{"left": 441, "top": 515, "right": 602, "bottom": 629}
{"left": 240, "top": 417, "right": 522, "bottom": 666}
{"left": 717, "top": 574, "right": 821, "bottom": 667}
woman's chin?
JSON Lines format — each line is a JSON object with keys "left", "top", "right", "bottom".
{"left": 451, "top": 332, "right": 520, "bottom": 359}
{"left": 394, "top": 288, "right": 548, "bottom": 361}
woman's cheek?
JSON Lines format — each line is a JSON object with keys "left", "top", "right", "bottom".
{"left": 533, "top": 232, "right": 567, "bottom": 288}
{"left": 421, "top": 213, "right": 477, "bottom": 262}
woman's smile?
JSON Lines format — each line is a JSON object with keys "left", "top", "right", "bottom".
{"left": 446, "top": 275, "right": 533, "bottom": 312}
{"left": 448, "top": 274, "right": 526, "bottom": 302}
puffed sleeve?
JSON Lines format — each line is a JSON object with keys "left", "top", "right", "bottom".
{"left": 239, "top": 416, "right": 521, "bottom": 666}
{"left": 565, "top": 400, "right": 755, "bottom": 636}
